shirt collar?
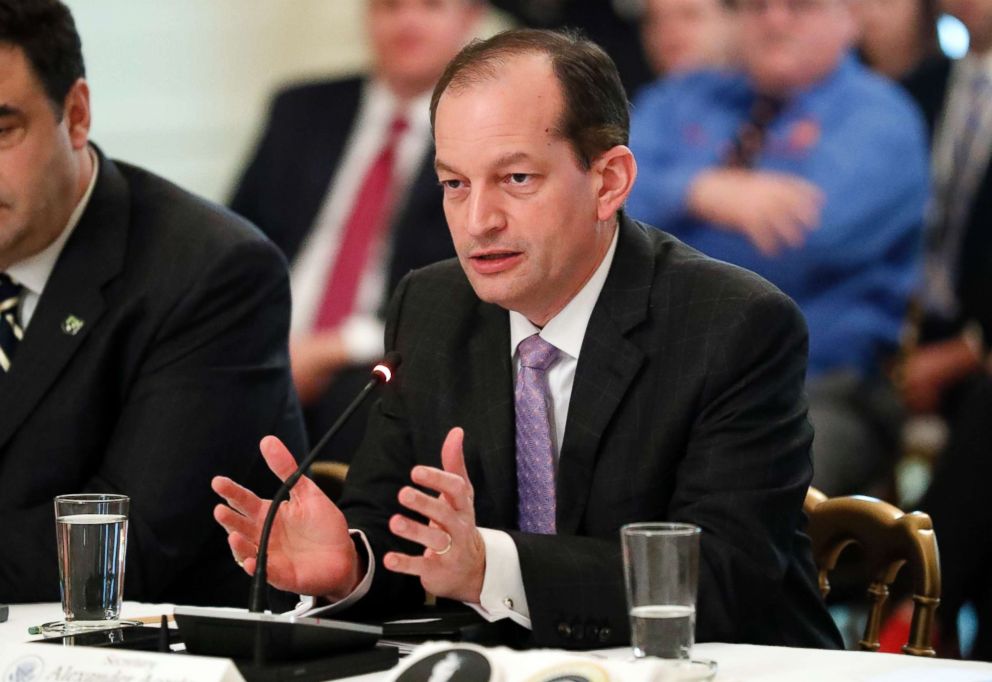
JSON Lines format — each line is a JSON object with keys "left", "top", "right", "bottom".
{"left": 8, "top": 148, "right": 100, "bottom": 297}
{"left": 365, "top": 78, "right": 432, "bottom": 135}
{"left": 509, "top": 226, "right": 620, "bottom": 361}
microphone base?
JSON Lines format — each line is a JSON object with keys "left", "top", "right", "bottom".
{"left": 174, "top": 606, "right": 384, "bottom": 663}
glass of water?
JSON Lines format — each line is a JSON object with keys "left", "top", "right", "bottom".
{"left": 43, "top": 494, "right": 137, "bottom": 634}
{"left": 621, "top": 522, "right": 701, "bottom": 660}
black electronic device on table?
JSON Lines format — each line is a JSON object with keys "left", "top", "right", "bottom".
{"left": 173, "top": 607, "right": 381, "bottom": 661}
{"left": 173, "top": 607, "right": 398, "bottom": 681}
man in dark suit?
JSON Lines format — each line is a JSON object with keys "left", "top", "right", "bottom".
{"left": 0, "top": 0, "right": 305, "bottom": 606}
{"left": 230, "top": 0, "right": 482, "bottom": 458}
{"left": 214, "top": 29, "right": 842, "bottom": 649}
{"left": 900, "top": 0, "right": 992, "bottom": 658}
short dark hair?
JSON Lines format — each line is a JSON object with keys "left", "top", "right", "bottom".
{"left": 0, "top": 0, "right": 85, "bottom": 116}
{"left": 429, "top": 28, "right": 629, "bottom": 169}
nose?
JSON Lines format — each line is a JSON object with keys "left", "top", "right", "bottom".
{"left": 465, "top": 186, "right": 506, "bottom": 239}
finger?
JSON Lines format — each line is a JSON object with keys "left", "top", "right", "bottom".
{"left": 398, "top": 485, "right": 458, "bottom": 529}
{"left": 214, "top": 504, "right": 261, "bottom": 540}
{"left": 259, "top": 436, "right": 300, "bottom": 482}
{"left": 227, "top": 534, "right": 259, "bottom": 575}
{"left": 383, "top": 551, "right": 429, "bottom": 577}
{"left": 212, "top": 476, "right": 264, "bottom": 518}
{"left": 389, "top": 514, "right": 452, "bottom": 553}
{"left": 766, "top": 211, "right": 806, "bottom": 250}
{"left": 440, "top": 428, "right": 468, "bottom": 480}
{"left": 258, "top": 436, "right": 331, "bottom": 505}
{"left": 743, "top": 216, "right": 781, "bottom": 257}
{"left": 410, "top": 466, "right": 473, "bottom": 512}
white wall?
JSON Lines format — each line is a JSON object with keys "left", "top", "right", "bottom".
{"left": 63, "top": 1, "right": 509, "bottom": 202}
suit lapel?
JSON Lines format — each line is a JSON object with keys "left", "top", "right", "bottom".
{"left": 556, "top": 217, "right": 654, "bottom": 534}
{"left": 0, "top": 152, "right": 127, "bottom": 451}
{"left": 465, "top": 301, "right": 517, "bottom": 528}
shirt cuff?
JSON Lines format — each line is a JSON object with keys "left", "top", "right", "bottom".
{"left": 339, "top": 315, "right": 385, "bottom": 365}
{"left": 287, "top": 530, "right": 375, "bottom": 617}
{"left": 466, "top": 528, "right": 532, "bottom": 629}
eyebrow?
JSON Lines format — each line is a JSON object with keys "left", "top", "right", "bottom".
{"left": 0, "top": 104, "right": 23, "bottom": 118}
{"left": 435, "top": 151, "right": 536, "bottom": 175}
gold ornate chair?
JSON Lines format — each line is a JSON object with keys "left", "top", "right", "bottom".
{"left": 803, "top": 487, "right": 941, "bottom": 656}
{"left": 309, "top": 461, "right": 350, "bottom": 502}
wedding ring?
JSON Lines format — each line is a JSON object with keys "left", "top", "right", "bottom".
{"left": 435, "top": 534, "right": 453, "bottom": 556}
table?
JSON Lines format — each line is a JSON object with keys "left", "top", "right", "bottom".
{"left": 4, "top": 603, "right": 992, "bottom": 681}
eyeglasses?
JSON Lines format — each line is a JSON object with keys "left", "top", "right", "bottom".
{"left": 736, "top": 0, "right": 832, "bottom": 15}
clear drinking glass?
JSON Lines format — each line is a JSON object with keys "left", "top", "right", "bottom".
{"left": 622, "top": 522, "right": 701, "bottom": 660}
{"left": 42, "top": 494, "right": 138, "bottom": 634}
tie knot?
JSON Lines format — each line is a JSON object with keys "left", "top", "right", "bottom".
{"left": 389, "top": 115, "right": 409, "bottom": 140}
{"left": 518, "top": 334, "right": 558, "bottom": 371}
{"left": 0, "top": 273, "right": 21, "bottom": 301}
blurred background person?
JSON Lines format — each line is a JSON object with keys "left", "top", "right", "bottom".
{"left": 903, "top": 0, "right": 992, "bottom": 659}
{"left": 639, "top": 0, "right": 738, "bottom": 77}
{"left": 856, "top": 0, "right": 941, "bottom": 82}
{"left": 627, "top": 0, "right": 930, "bottom": 498}
{"left": 855, "top": 0, "right": 951, "bottom": 129}
{"left": 490, "top": 0, "right": 655, "bottom": 95}
{"left": 229, "top": 0, "right": 483, "bottom": 460}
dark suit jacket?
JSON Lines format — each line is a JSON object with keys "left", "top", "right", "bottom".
{"left": 0, "top": 151, "right": 306, "bottom": 606}
{"left": 339, "top": 217, "right": 843, "bottom": 650}
{"left": 904, "top": 56, "right": 992, "bottom": 341}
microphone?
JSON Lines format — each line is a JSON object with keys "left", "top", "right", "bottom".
{"left": 249, "top": 351, "right": 402, "bottom": 613}
{"left": 174, "top": 353, "right": 403, "bottom": 672}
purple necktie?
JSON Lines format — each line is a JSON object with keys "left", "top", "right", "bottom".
{"left": 515, "top": 334, "right": 560, "bottom": 534}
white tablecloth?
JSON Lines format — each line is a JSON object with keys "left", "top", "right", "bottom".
{"left": 3, "top": 603, "right": 992, "bottom": 681}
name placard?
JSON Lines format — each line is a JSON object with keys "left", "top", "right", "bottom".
{"left": 0, "top": 643, "right": 245, "bottom": 682}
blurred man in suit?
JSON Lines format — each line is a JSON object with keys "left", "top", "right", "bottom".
{"left": 0, "top": 0, "right": 305, "bottom": 606}
{"left": 627, "top": 0, "right": 930, "bottom": 496}
{"left": 230, "top": 0, "right": 482, "bottom": 459}
{"left": 903, "top": 0, "right": 992, "bottom": 658}
{"left": 214, "top": 29, "right": 842, "bottom": 650}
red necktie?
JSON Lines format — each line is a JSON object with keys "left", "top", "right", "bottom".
{"left": 314, "top": 115, "right": 408, "bottom": 331}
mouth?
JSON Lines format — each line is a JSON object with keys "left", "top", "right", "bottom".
{"left": 467, "top": 249, "right": 523, "bottom": 274}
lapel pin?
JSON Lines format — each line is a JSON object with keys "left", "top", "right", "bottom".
{"left": 62, "top": 315, "right": 85, "bottom": 336}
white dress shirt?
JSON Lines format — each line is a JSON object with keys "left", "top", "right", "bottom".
{"left": 289, "top": 80, "right": 433, "bottom": 362}
{"left": 7, "top": 149, "right": 99, "bottom": 328}
{"left": 298, "top": 226, "right": 620, "bottom": 628}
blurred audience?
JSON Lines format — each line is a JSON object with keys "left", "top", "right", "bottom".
{"left": 639, "top": 0, "right": 737, "bottom": 76}
{"left": 855, "top": 0, "right": 951, "bottom": 130}
{"left": 230, "top": 0, "right": 482, "bottom": 459}
{"left": 627, "top": 0, "right": 929, "bottom": 497}
{"left": 490, "top": 0, "right": 655, "bottom": 95}
{"left": 906, "top": 0, "right": 992, "bottom": 659}
{"left": 856, "top": 0, "right": 941, "bottom": 81}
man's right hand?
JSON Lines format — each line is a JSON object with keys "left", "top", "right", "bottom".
{"left": 687, "top": 169, "right": 824, "bottom": 256}
{"left": 212, "top": 436, "right": 362, "bottom": 600}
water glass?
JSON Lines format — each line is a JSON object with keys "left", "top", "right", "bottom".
{"left": 622, "top": 522, "right": 701, "bottom": 660}
{"left": 44, "top": 494, "right": 131, "bottom": 633}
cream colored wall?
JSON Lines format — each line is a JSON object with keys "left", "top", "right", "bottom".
{"left": 63, "top": 1, "right": 509, "bottom": 202}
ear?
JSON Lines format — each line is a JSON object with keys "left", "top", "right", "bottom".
{"left": 62, "top": 78, "right": 91, "bottom": 150}
{"left": 592, "top": 145, "right": 637, "bottom": 222}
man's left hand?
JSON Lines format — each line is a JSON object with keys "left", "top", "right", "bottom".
{"left": 384, "top": 427, "right": 486, "bottom": 603}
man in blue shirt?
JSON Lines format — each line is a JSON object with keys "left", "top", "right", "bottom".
{"left": 627, "top": 0, "right": 929, "bottom": 495}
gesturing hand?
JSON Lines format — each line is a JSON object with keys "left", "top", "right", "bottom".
{"left": 211, "top": 435, "right": 361, "bottom": 600}
{"left": 384, "top": 427, "right": 487, "bottom": 603}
